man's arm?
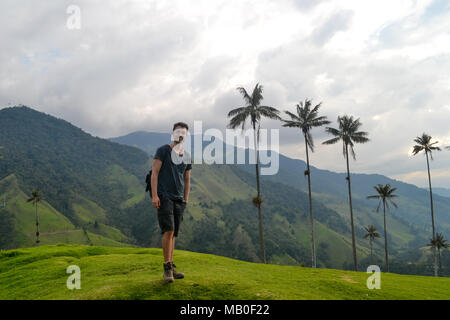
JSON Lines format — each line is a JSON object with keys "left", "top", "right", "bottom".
{"left": 151, "top": 159, "right": 162, "bottom": 209}
{"left": 184, "top": 169, "right": 191, "bottom": 204}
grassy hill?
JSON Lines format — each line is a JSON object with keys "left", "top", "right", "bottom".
{"left": 0, "top": 106, "right": 147, "bottom": 248}
{"left": 0, "top": 174, "right": 131, "bottom": 248}
{"left": 0, "top": 106, "right": 150, "bottom": 224}
{"left": 118, "top": 165, "right": 364, "bottom": 268}
{"left": 0, "top": 244, "right": 449, "bottom": 300}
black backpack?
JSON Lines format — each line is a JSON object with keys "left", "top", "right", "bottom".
{"left": 145, "top": 170, "right": 153, "bottom": 197}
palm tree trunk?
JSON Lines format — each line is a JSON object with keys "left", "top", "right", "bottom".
{"left": 438, "top": 248, "right": 442, "bottom": 277}
{"left": 370, "top": 238, "right": 373, "bottom": 266}
{"left": 253, "top": 124, "right": 266, "bottom": 264}
{"left": 304, "top": 133, "right": 316, "bottom": 268}
{"left": 35, "top": 203, "right": 40, "bottom": 245}
{"left": 383, "top": 201, "right": 389, "bottom": 273}
{"left": 425, "top": 151, "right": 438, "bottom": 277}
{"left": 345, "top": 144, "right": 358, "bottom": 271}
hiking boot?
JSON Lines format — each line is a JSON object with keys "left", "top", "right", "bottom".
{"left": 163, "top": 262, "right": 174, "bottom": 283}
{"left": 171, "top": 262, "right": 184, "bottom": 279}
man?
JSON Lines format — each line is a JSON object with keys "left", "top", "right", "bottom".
{"left": 151, "top": 122, "right": 192, "bottom": 283}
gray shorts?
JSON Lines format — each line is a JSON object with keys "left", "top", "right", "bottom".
{"left": 157, "top": 196, "right": 186, "bottom": 237}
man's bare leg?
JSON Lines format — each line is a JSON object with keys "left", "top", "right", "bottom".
{"left": 169, "top": 234, "right": 184, "bottom": 279}
{"left": 169, "top": 234, "right": 175, "bottom": 262}
{"left": 162, "top": 231, "right": 174, "bottom": 262}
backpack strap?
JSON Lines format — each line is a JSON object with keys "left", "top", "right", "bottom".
{"left": 145, "top": 169, "right": 152, "bottom": 195}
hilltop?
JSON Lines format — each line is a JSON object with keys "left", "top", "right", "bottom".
{"left": 0, "top": 245, "right": 449, "bottom": 300}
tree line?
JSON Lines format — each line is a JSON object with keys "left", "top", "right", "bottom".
{"left": 227, "top": 83, "right": 450, "bottom": 276}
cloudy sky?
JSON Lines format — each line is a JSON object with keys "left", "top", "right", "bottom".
{"left": 1, "top": 0, "right": 450, "bottom": 188}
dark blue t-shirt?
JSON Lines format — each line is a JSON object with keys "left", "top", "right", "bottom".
{"left": 154, "top": 144, "right": 192, "bottom": 202}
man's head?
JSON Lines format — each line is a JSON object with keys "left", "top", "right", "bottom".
{"left": 172, "top": 122, "right": 189, "bottom": 144}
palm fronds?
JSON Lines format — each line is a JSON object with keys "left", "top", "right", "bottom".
{"left": 281, "top": 99, "right": 330, "bottom": 152}
{"left": 322, "top": 115, "right": 369, "bottom": 160}
{"left": 412, "top": 133, "right": 441, "bottom": 160}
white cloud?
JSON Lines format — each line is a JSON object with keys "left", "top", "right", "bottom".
{"left": 1, "top": 0, "right": 449, "bottom": 186}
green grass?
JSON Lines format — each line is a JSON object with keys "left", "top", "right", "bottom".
{"left": 190, "top": 165, "right": 255, "bottom": 204}
{"left": 0, "top": 175, "right": 75, "bottom": 236}
{"left": 0, "top": 174, "right": 132, "bottom": 249}
{"left": 87, "top": 223, "right": 130, "bottom": 243}
{"left": 312, "top": 191, "right": 416, "bottom": 249}
{"left": 0, "top": 175, "right": 77, "bottom": 247}
{"left": 1, "top": 245, "right": 449, "bottom": 300}
{"left": 72, "top": 194, "right": 108, "bottom": 224}
{"left": 104, "top": 164, "right": 145, "bottom": 209}
{"left": 86, "top": 232, "right": 131, "bottom": 247}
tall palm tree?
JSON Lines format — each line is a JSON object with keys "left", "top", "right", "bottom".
{"left": 227, "top": 83, "right": 281, "bottom": 264}
{"left": 281, "top": 99, "right": 330, "bottom": 268}
{"left": 0, "top": 146, "right": 3, "bottom": 159}
{"left": 27, "top": 189, "right": 43, "bottom": 245}
{"left": 427, "top": 233, "right": 449, "bottom": 277}
{"left": 412, "top": 133, "right": 441, "bottom": 277}
{"left": 367, "top": 184, "right": 398, "bottom": 272}
{"left": 322, "top": 115, "right": 370, "bottom": 271}
{"left": 363, "top": 225, "right": 380, "bottom": 266}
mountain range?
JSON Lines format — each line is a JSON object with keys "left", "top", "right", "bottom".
{"left": 1, "top": 106, "right": 449, "bottom": 274}
{"left": 110, "top": 131, "right": 450, "bottom": 248}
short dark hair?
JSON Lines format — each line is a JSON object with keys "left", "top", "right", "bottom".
{"left": 173, "top": 122, "right": 189, "bottom": 131}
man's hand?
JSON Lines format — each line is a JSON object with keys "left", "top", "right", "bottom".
{"left": 152, "top": 195, "right": 160, "bottom": 210}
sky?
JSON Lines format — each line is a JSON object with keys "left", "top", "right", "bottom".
{"left": 1, "top": 0, "right": 450, "bottom": 188}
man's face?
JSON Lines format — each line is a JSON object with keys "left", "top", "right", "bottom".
{"left": 172, "top": 127, "right": 188, "bottom": 143}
